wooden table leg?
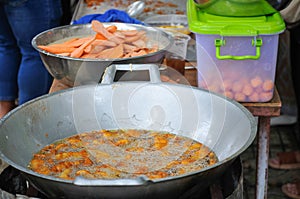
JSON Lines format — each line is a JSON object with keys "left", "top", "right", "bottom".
{"left": 255, "top": 116, "right": 271, "bottom": 199}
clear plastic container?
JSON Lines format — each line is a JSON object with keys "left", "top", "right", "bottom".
{"left": 195, "top": 34, "right": 279, "bottom": 102}
{"left": 187, "top": 0, "right": 285, "bottom": 102}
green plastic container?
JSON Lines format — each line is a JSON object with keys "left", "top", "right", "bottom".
{"left": 192, "top": 0, "right": 278, "bottom": 17}
{"left": 187, "top": 0, "right": 285, "bottom": 102}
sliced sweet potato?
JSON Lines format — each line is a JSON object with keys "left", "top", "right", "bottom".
{"left": 38, "top": 21, "right": 158, "bottom": 59}
{"left": 96, "top": 44, "right": 124, "bottom": 59}
{"left": 38, "top": 45, "right": 76, "bottom": 54}
{"left": 91, "top": 20, "right": 123, "bottom": 44}
{"left": 120, "top": 30, "right": 138, "bottom": 36}
{"left": 92, "top": 40, "right": 117, "bottom": 47}
{"left": 70, "top": 36, "right": 96, "bottom": 58}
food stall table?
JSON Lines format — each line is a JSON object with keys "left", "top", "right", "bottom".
{"left": 49, "top": 66, "right": 280, "bottom": 199}
{"left": 184, "top": 67, "right": 281, "bottom": 199}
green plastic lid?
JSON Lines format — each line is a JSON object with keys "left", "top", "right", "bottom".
{"left": 193, "top": 0, "right": 278, "bottom": 17}
{"left": 187, "top": 0, "right": 286, "bottom": 36}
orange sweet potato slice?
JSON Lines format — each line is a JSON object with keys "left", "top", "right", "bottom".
{"left": 132, "top": 39, "right": 146, "bottom": 48}
{"left": 91, "top": 20, "right": 124, "bottom": 44}
{"left": 70, "top": 36, "right": 96, "bottom": 58}
{"left": 120, "top": 30, "right": 138, "bottom": 36}
{"left": 92, "top": 40, "right": 117, "bottom": 47}
{"left": 94, "top": 25, "right": 117, "bottom": 40}
{"left": 95, "top": 33, "right": 107, "bottom": 40}
{"left": 124, "top": 34, "right": 143, "bottom": 43}
{"left": 87, "top": 45, "right": 105, "bottom": 54}
{"left": 38, "top": 21, "right": 158, "bottom": 59}
{"left": 96, "top": 44, "right": 124, "bottom": 59}
{"left": 123, "top": 44, "right": 137, "bottom": 52}
{"left": 106, "top": 25, "right": 117, "bottom": 33}
{"left": 66, "top": 37, "right": 94, "bottom": 47}
{"left": 38, "top": 45, "right": 76, "bottom": 54}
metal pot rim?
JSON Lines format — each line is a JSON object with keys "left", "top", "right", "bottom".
{"left": 0, "top": 82, "right": 257, "bottom": 186}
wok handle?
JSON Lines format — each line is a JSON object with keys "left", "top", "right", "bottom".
{"left": 73, "top": 175, "right": 150, "bottom": 186}
{"left": 100, "top": 64, "right": 162, "bottom": 84}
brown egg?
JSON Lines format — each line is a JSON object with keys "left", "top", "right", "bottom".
{"left": 208, "top": 82, "right": 221, "bottom": 93}
{"left": 234, "top": 92, "right": 246, "bottom": 102}
{"left": 224, "top": 91, "right": 234, "bottom": 99}
{"left": 260, "top": 92, "right": 273, "bottom": 102}
{"left": 255, "top": 86, "right": 263, "bottom": 94}
{"left": 222, "top": 79, "right": 233, "bottom": 91}
{"left": 232, "top": 81, "right": 243, "bottom": 93}
{"left": 248, "top": 92, "right": 260, "bottom": 102}
{"left": 262, "top": 80, "right": 274, "bottom": 91}
{"left": 242, "top": 84, "right": 254, "bottom": 96}
{"left": 250, "top": 76, "right": 263, "bottom": 88}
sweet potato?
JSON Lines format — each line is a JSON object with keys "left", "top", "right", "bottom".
{"left": 38, "top": 45, "right": 76, "bottom": 54}
{"left": 70, "top": 36, "right": 96, "bottom": 58}
{"left": 39, "top": 21, "right": 158, "bottom": 59}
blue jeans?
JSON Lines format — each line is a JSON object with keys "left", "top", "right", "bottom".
{"left": 0, "top": 0, "right": 62, "bottom": 104}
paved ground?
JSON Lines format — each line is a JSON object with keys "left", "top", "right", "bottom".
{"left": 241, "top": 123, "right": 300, "bottom": 199}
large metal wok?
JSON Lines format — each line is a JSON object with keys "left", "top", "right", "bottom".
{"left": 0, "top": 64, "right": 257, "bottom": 199}
{"left": 31, "top": 23, "right": 172, "bottom": 86}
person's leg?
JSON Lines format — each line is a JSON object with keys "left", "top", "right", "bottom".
{"left": 5, "top": 0, "right": 62, "bottom": 105}
{"left": 269, "top": 151, "right": 300, "bottom": 169}
{"left": 0, "top": 3, "right": 21, "bottom": 118}
{"left": 290, "top": 25, "right": 300, "bottom": 143}
{"left": 282, "top": 22, "right": 300, "bottom": 199}
{"left": 281, "top": 182, "right": 300, "bottom": 199}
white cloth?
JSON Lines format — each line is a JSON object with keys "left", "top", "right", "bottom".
{"left": 280, "top": 0, "right": 300, "bottom": 27}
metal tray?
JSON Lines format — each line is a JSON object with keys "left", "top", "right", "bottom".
{"left": 72, "top": 0, "right": 187, "bottom": 22}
